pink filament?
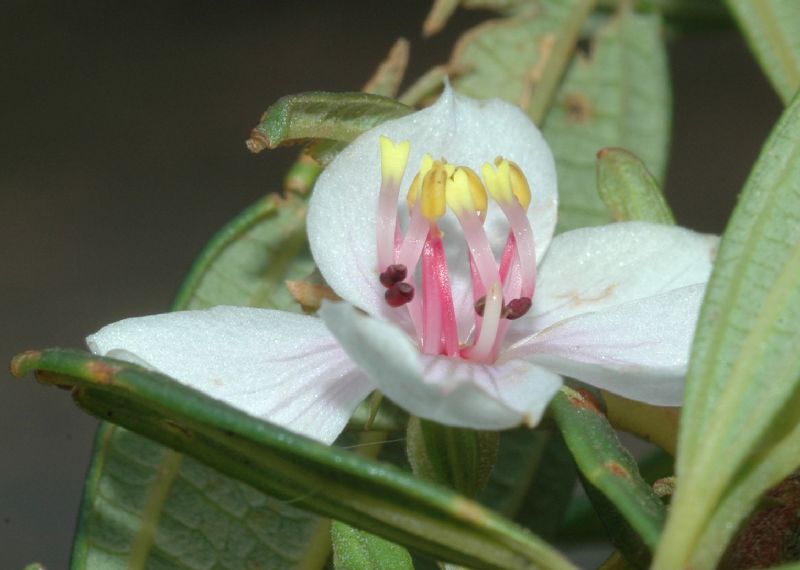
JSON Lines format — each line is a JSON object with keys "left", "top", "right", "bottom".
{"left": 501, "top": 202, "right": 537, "bottom": 299}
{"left": 377, "top": 180, "right": 401, "bottom": 271}
{"left": 420, "top": 231, "right": 458, "bottom": 357}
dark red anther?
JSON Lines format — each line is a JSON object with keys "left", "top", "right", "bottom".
{"left": 379, "top": 264, "right": 408, "bottom": 288}
{"left": 385, "top": 282, "right": 414, "bottom": 307}
{"left": 504, "top": 297, "right": 532, "bottom": 320}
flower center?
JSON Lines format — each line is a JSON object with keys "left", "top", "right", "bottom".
{"left": 376, "top": 136, "right": 536, "bottom": 363}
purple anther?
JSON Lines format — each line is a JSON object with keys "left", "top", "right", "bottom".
{"left": 474, "top": 296, "right": 487, "bottom": 317}
{"left": 504, "top": 297, "right": 532, "bottom": 320}
{"left": 385, "top": 282, "right": 414, "bottom": 307}
{"left": 379, "top": 264, "right": 408, "bottom": 288}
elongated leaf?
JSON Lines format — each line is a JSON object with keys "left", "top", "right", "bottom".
{"left": 174, "top": 192, "right": 314, "bottom": 311}
{"left": 332, "top": 521, "right": 414, "bottom": 569}
{"left": 361, "top": 38, "right": 410, "bottom": 98}
{"left": 450, "top": 0, "right": 594, "bottom": 124}
{"left": 543, "top": 8, "right": 671, "bottom": 232}
{"left": 13, "top": 349, "right": 577, "bottom": 570}
{"left": 596, "top": 147, "right": 675, "bottom": 225}
{"left": 69, "top": 422, "right": 329, "bottom": 570}
{"left": 246, "top": 92, "right": 412, "bottom": 153}
{"left": 512, "top": 431, "right": 576, "bottom": 539}
{"left": 653, "top": 92, "right": 800, "bottom": 570}
{"left": 549, "top": 387, "right": 666, "bottom": 556}
{"left": 727, "top": 0, "right": 800, "bottom": 104}
{"left": 480, "top": 428, "right": 576, "bottom": 540}
{"left": 70, "top": 191, "right": 332, "bottom": 569}
{"left": 406, "top": 418, "right": 499, "bottom": 498}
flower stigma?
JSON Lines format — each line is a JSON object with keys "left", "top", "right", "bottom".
{"left": 376, "top": 135, "right": 536, "bottom": 364}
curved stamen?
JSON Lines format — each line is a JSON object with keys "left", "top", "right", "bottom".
{"left": 483, "top": 159, "right": 537, "bottom": 300}
{"left": 446, "top": 168, "right": 499, "bottom": 292}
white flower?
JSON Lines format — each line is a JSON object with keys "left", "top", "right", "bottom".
{"left": 87, "top": 86, "right": 718, "bottom": 444}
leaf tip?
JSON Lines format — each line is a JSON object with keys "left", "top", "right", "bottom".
{"left": 10, "top": 350, "right": 42, "bottom": 378}
{"left": 246, "top": 130, "right": 269, "bottom": 154}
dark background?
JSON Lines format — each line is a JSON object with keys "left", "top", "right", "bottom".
{"left": 0, "top": 2, "right": 782, "bottom": 568}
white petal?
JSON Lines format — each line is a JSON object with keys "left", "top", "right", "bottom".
{"left": 528, "top": 222, "right": 718, "bottom": 330}
{"left": 506, "top": 285, "right": 706, "bottom": 405}
{"left": 320, "top": 301, "right": 563, "bottom": 429}
{"left": 86, "top": 306, "right": 373, "bottom": 444}
{"left": 308, "top": 85, "right": 558, "bottom": 321}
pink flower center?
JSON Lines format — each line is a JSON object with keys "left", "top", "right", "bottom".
{"left": 376, "top": 136, "right": 536, "bottom": 364}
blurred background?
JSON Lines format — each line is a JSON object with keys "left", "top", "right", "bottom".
{"left": 0, "top": 1, "right": 782, "bottom": 568}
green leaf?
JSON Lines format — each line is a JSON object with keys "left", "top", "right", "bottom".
{"left": 480, "top": 428, "right": 576, "bottom": 540}
{"left": 596, "top": 147, "right": 675, "bottom": 225}
{"left": 246, "top": 92, "right": 412, "bottom": 153}
{"left": 727, "top": 0, "right": 800, "bottom": 104}
{"left": 331, "top": 521, "right": 414, "bottom": 570}
{"left": 653, "top": 92, "right": 800, "bottom": 570}
{"left": 451, "top": 0, "right": 595, "bottom": 124}
{"left": 13, "top": 349, "right": 578, "bottom": 570}
{"left": 70, "top": 192, "right": 331, "bottom": 570}
{"left": 549, "top": 387, "right": 666, "bottom": 557}
{"left": 70, "top": 423, "right": 330, "bottom": 570}
{"left": 543, "top": 8, "right": 671, "bottom": 232}
{"left": 406, "top": 417, "right": 499, "bottom": 498}
{"left": 174, "top": 192, "right": 314, "bottom": 312}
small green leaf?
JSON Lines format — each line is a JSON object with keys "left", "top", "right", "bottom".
{"left": 653, "top": 91, "right": 800, "bottom": 570}
{"left": 596, "top": 147, "right": 675, "bottom": 225}
{"left": 332, "top": 521, "right": 414, "bottom": 570}
{"left": 246, "top": 92, "right": 412, "bottom": 153}
{"left": 13, "top": 349, "right": 578, "bottom": 570}
{"left": 451, "top": 0, "right": 595, "bottom": 124}
{"left": 406, "top": 417, "right": 499, "bottom": 498}
{"left": 727, "top": 0, "right": 800, "bottom": 104}
{"left": 549, "top": 387, "right": 666, "bottom": 556}
{"left": 543, "top": 8, "right": 671, "bottom": 232}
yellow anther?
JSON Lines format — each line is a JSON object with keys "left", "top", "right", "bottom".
{"left": 407, "top": 154, "right": 434, "bottom": 210}
{"left": 446, "top": 167, "right": 488, "bottom": 216}
{"left": 505, "top": 159, "right": 532, "bottom": 210}
{"left": 419, "top": 162, "right": 447, "bottom": 221}
{"left": 379, "top": 136, "right": 411, "bottom": 183}
{"left": 483, "top": 158, "right": 532, "bottom": 210}
{"left": 482, "top": 161, "right": 513, "bottom": 204}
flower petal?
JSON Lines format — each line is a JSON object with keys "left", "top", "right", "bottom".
{"left": 320, "top": 301, "right": 563, "bottom": 429}
{"left": 308, "top": 84, "right": 558, "bottom": 320}
{"left": 86, "top": 306, "right": 373, "bottom": 444}
{"left": 528, "top": 222, "right": 717, "bottom": 330}
{"left": 506, "top": 284, "right": 706, "bottom": 405}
